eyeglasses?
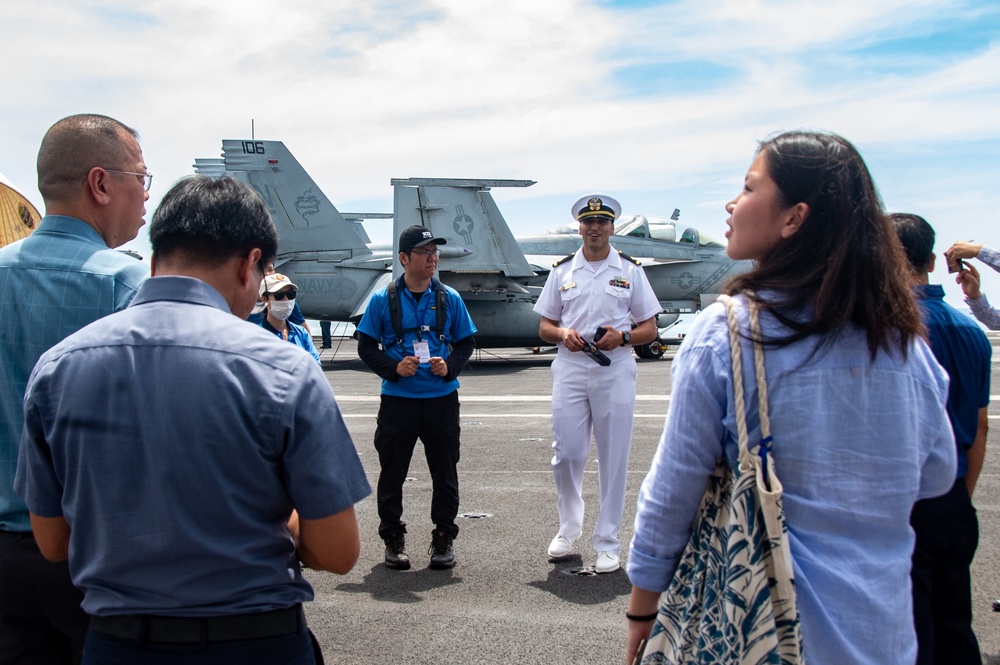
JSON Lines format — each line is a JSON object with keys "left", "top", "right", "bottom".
{"left": 270, "top": 290, "right": 297, "bottom": 300}
{"left": 103, "top": 169, "right": 153, "bottom": 191}
{"left": 410, "top": 248, "right": 440, "bottom": 257}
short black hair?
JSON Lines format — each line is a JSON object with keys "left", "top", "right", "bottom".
{"left": 150, "top": 176, "right": 278, "bottom": 269}
{"left": 889, "top": 212, "right": 935, "bottom": 274}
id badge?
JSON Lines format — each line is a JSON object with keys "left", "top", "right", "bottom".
{"left": 413, "top": 340, "right": 431, "bottom": 364}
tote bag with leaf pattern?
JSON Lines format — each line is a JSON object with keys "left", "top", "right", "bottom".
{"left": 640, "top": 295, "right": 804, "bottom": 665}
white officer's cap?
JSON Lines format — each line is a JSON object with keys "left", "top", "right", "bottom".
{"left": 571, "top": 194, "right": 621, "bottom": 222}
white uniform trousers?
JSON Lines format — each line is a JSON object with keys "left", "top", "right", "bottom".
{"left": 549, "top": 351, "right": 637, "bottom": 555}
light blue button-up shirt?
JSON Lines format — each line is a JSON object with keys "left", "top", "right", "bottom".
{"left": 0, "top": 215, "right": 148, "bottom": 531}
{"left": 628, "top": 295, "right": 956, "bottom": 665}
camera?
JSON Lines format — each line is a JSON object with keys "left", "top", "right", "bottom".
{"left": 583, "top": 326, "right": 612, "bottom": 366}
{"left": 582, "top": 341, "right": 611, "bottom": 366}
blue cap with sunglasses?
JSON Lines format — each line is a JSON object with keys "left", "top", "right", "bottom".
{"left": 399, "top": 225, "right": 447, "bottom": 253}
{"left": 259, "top": 273, "right": 298, "bottom": 298}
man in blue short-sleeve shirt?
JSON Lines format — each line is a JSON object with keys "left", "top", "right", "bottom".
{"left": 893, "top": 213, "right": 990, "bottom": 665}
{"left": 15, "top": 176, "right": 370, "bottom": 665}
{"left": 0, "top": 114, "right": 150, "bottom": 665}
{"left": 356, "top": 225, "right": 477, "bottom": 571}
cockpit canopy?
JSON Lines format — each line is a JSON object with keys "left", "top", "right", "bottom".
{"left": 614, "top": 215, "right": 724, "bottom": 248}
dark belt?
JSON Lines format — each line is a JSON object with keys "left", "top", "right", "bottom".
{"left": 89, "top": 605, "right": 304, "bottom": 644}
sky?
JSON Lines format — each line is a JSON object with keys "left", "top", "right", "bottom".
{"left": 2, "top": 0, "right": 999, "bottom": 309}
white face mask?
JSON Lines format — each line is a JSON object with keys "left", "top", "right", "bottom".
{"left": 269, "top": 300, "right": 295, "bottom": 321}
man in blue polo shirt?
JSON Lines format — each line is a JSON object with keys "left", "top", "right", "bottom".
{"left": 0, "top": 113, "right": 150, "bottom": 664}
{"left": 892, "top": 213, "right": 990, "bottom": 665}
{"left": 356, "top": 225, "right": 477, "bottom": 571}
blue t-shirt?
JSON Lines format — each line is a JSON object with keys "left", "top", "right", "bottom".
{"left": 261, "top": 317, "right": 321, "bottom": 365}
{"left": 0, "top": 215, "right": 148, "bottom": 531}
{"left": 914, "top": 283, "right": 992, "bottom": 478}
{"left": 15, "top": 276, "right": 371, "bottom": 616}
{"left": 356, "top": 276, "right": 477, "bottom": 398}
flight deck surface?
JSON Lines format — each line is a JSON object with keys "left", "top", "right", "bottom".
{"left": 309, "top": 337, "right": 1000, "bottom": 664}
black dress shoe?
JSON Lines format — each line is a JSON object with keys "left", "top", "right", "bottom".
{"left": 384, "top": 533, "right": 411, "bottom": 570}
{"left": 428, "top": 529, "right": 455, "bottom": 569}
{"left": 992, "top": 599, "right": 1000, "bottom": 612}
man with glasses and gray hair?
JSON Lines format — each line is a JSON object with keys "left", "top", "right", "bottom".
{"left": 356, "top": 225, "right": 477, "bottom": 571}
{"left": 0, "top": 113, "right": 150, "bottom": 664}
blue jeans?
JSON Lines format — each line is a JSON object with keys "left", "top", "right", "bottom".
{"left": 82, "top": 627, "right": 318, "bottom": 665}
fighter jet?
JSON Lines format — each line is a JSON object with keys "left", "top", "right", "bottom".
{"left": 194, "top": 140, "right": 750, "bottom": 356}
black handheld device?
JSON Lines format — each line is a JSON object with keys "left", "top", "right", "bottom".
{"left": 582, "top": 341, "right": 611, "bottom": 366}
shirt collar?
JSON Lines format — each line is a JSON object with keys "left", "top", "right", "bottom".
{"left": 37, "top": 215, "right": 109, "bottom": 248}
{"left": 912, "top": 283, "right": 945, "bottom": 301}
{"left": 129, "top": 276, "right": 233, "bottom": 313}
{"left": 395, "top": 274, "right": 438, "bottom": 295}
{"left": 570, "top": 244, "right": 621, "bottom": 272}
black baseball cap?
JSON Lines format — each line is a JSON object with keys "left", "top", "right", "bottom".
{"left": 399, "top": 225, "right": 447, "bottom": 253}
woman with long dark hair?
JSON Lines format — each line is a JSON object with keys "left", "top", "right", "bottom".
{"left": 625, "top": 131, "right": 956, "bottom": 664}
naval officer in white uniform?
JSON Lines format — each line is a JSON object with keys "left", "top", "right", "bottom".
{"left": 533, "top": 194, "right": 661, "bottom": 573}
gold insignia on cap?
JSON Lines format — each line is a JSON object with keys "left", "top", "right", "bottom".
{"left": 588, "top": 197, "right": 602, "bottom": 211}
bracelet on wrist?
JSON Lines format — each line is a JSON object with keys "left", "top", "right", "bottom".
{"left": 625, "top": 610, "right": 659, "bottom": 622}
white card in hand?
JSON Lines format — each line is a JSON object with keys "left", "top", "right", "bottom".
{"left": 413, "top": 340, "right": 431, "bottom": 364}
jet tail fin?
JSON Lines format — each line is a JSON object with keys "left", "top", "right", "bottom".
{"left": 390, "top": 178, "right": 536, "bottom": 281}
{"left": 195, "top": 140, "right": 371, "bottom": 257}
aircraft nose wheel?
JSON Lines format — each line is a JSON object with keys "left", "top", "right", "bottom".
{"left": 634, "top": 340, "right": 664, "bottom": 360}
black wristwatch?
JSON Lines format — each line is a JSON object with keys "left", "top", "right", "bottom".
{"left": 620, "top": 330, "right": 631, "bottom": 347}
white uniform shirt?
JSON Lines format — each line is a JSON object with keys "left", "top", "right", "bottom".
{"left": 534, "top": 245, "right": 660, "bottom": 363}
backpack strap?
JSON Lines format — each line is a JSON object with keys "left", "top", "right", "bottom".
{"left": 387, "top": 280, "right": 404, "bottom": 345}
{"left": 386, "top": 278, "right": 451, "bottom": 351}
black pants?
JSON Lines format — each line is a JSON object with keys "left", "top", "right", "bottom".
{"left": 910, "top": 479, "right": 980, "bottom": 665}
{"left": 374, "top": 391, "right": 461, "bottom": 540}
{"left": 82, "top": 626, "right": 318, "bottom": 664}
{"left": 0, "top": 530, "right": 88, "bottom": 665}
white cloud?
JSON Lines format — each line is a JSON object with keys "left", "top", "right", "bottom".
{"left": 2, "top": 0, "right": 999, "bottom": 304}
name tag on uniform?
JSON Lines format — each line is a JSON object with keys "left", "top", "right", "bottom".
{"left": 413, "top": 340, "right": 431, "bottom": 364}
{"left": 560, "top": 282, "right": 576, "bottom": 291}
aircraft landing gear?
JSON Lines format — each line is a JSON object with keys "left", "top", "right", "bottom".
{"left": 634, "top": 339, "right": 664, "bottom": 360}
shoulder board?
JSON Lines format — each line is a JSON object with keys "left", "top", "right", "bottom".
{"left": 552, "top": 252, "right": 576, "bottom": 268}
{"left": 617, "top": 250, "right": 641, "bottom": 266}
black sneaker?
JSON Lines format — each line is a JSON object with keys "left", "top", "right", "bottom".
{"left": 428, "top": 529, "right": 455, "bottom": 569}
{"left": 384, "top": 533, "right": 410, "bottom": 570}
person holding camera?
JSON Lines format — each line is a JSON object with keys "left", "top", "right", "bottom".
{"left": 944, "top": 240, "right": 1000, "bottom": 329}
{"left": 534, "top": 194, "right": 660, "bottom": 574}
